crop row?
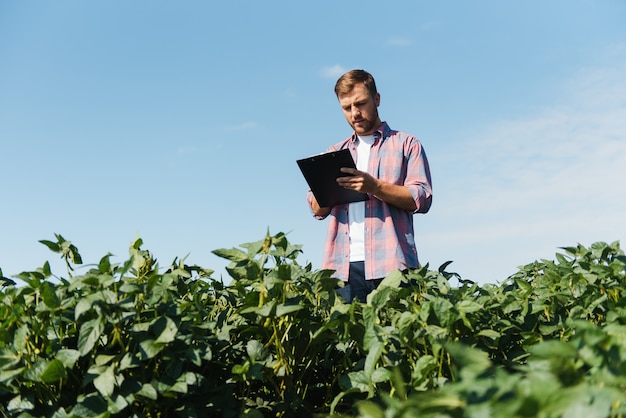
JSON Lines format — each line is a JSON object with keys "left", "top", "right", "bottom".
{"left": 1, "top": 232, "right": 625, "bottom": 417}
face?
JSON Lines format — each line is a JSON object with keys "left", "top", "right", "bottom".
{"left": 338, "top": 83, "right": 381, "bottom": 136}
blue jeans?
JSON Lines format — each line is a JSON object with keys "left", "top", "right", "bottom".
{"left": 336, "top": 261, "right": 383, "bottom": 303}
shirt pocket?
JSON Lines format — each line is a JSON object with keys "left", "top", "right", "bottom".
{"left": 375, "top": 148, "right": 407, "bottom": 185}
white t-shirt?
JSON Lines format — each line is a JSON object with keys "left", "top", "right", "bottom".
{"left": 349, "top": 134, "right": 376, "bottom": 262}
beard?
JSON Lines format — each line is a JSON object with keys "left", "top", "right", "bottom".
{"left": 350, "top": 116, "right": 379, "bottom": 135}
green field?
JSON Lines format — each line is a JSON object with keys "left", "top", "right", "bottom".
{"left": 1, "top": 232, "right": 625, "bottom": 417}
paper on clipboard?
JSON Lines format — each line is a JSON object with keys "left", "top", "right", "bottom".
{"left": 297, "top": 148, "right": 369, "bottom": 207}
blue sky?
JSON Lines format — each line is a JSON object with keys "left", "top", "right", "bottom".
{"left": 1, "top": 1, "right": 625, "bottom": 285}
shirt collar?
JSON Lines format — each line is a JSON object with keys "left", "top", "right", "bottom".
{"left": 350, "top": 121, "right": 388, "bottom": 144}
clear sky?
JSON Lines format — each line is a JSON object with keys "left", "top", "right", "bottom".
{"left": 1, "top": 1, "right": 625, "bottom": 286}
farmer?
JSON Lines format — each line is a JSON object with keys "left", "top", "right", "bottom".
{"left": 307, "top": 69, "right": 433, "bottom": 302}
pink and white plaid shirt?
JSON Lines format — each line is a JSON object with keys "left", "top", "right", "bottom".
{"left": 307, "top": 122, "right": 433, "bottom": 281}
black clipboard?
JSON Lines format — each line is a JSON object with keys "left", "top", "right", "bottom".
{"left": 297, "top": 148, "right": 369, "bottom": 207}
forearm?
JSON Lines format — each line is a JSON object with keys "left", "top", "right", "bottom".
{"left": 371, "top": 180, "right": 417, "bottom": 212}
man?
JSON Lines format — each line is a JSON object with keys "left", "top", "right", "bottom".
{"left": 307, "top": 69, "right": 433, "bottom": 302}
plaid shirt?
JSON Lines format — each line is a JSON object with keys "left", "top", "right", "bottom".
{"left": 307, "top": 122, "right": 433, "bottom": 281}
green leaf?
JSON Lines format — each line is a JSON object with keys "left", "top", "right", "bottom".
{"left": 436, "top": 273, "right": 451, "bottom": 294}
{"left": 98, "top": 253, "right": 113, "bottom": 273}
{"left": 240, "top": 236, "right": 266, "bottom": 257}
{"left": 530, "top": 340, "right": 578, "bottom": 359}
{"left": 13, "top": 325, "right": 29, "bottom": 352}
{"left": 432, "top": 298, "right": 456, "bottom": 326}
{"left": 364, "top": 340, "right": 384, "bottom": 378}
{"left": 368, "top": 285, "right": 393, "bottom": 308}
{"left": 246, "top": 340, "right": 267, "bottom": 362}
{"left": 186, "top": 347, "right": 203, "bottom": 366}
{"left": 139, "top": 339, "right": 165, "bottom": 360}
{"left": 231, "top": 363, "right": 249, "bottom": 375}
{"left": 132, "top": 321, "right": 151, "bottom": 332}
{"left": 55, "top": 349, "right": 80, "bottom": 369}
{"left": 93, "top": 365, "right": 115, "bottom": 397}
{"left": 69, "top": 243, "right": 83, "bottom": 265}
{"left": 39, "top": 239, "right": 61, "bottom": 252}
{"left": 438, "top": 260, "right": 455, "bottom": 273}
{"left": 412, "top": 355, "right": 438, "bottom": 381}
{"left": 275, "top": 303, "right": 303, "bottom": 317}
{"left": 241, "top": 300, "right": 276, "bottom": 317}
{"left": 212, "top": 248, "right": 249, "bottom": 262}
{"left": 542, "top": 385, "right": 618, "bottom": 418}
{"left": 107, "top": 394, "right": 129, "bottom": 414}
{"left": 78, "top": 318, "right": 104, "bottom": 356}
{"left": 381, "top": 269, "right": 404, "bottom": 287}
{"left": 41, "top": 282, "right": 61, "bottom": 309}
{"left": 74, "top": 298, "right": 93, "bottom": 320}
{"left": 137, "top": 383, "right": 158, "bottom": 400}
{"left": 341, "top": 370, "right": 372, "bottom": 392}
{"left": 95, "top": 354, "right": 117, "bottom": 366}
{"left": 0, "top": 367, "right": 25, "bottom": 383}
{"left": 446, "top": 342, "right": 492, "bottom": 377}
{"left": 75, "top": 290, "right": 117, "bottom": 320}
{"left": 7, "top": 394, "right": 35, "bottom": 413}
{"left": 456, "top": 299, "right": 482, "bottom": 314}
{"left": 415, "top": 393, "right": 466, "bottom": 410}
{"left": 0, "top": 347, "right": 21, "bottom": 369}
{"left": 0, "top": 272, "right": 16, "bottom": 287}
{"left": 40, "top": 359, "right": 66, "bottom": 383}
{"left": 152, "top": 316, "right": 178, "bottom": 344}
{"left": 70, "top": 394, "right": 107, "bottom": 416}
{"left": 371, "top": 367, "right": 391, "bottom": 383}
{"left": 119, "top": 352, "right": 140, "bottom": 371}
{"left": 24, "top": 360, "right": 49, "bottom": 382}
{"left": 41, "top": 261, "right": 52, "bottom": 277}
{"left": 356, "top": 401, "right": 385, "bottom": 418}
{"left": 477, "top": 329, "right": 501, "bottom": 339}
{"left": 165, "top": 379, "right": 189, "bottom": 394}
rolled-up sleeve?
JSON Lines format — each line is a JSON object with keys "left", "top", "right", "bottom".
{"left": 405, "top": 138, "right": 433, "bottom": 214}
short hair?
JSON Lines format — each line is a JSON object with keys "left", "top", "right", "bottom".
{"left": 334, "top": 69, "right": 378, "bottom": 98}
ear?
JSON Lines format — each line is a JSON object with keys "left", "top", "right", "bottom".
{"left": 374, "top": 93, "right": 381, "bottom": 107}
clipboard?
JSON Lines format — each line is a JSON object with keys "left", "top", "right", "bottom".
{"left": 297, "top": 148, "right": 369, "bottom": 207}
